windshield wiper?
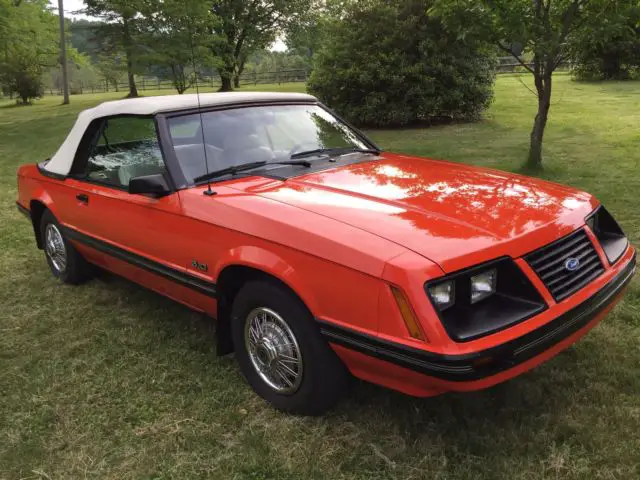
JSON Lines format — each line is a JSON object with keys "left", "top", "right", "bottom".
{"left": 193, "top": 159, "right": 313, "bottom": 184}
{"left": 192, "top": 148, "right": 378, "bottom": 184}
{"left": 193, "top": 161, "right": 267, "bottom": 183}
{"left": 290, "top": 147, "right": 381, "bottom": 160}
{"left": 269, "top": 159, "right": 313, "bottom": 167}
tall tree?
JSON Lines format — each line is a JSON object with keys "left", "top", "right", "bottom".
{"left": 433, "top": 0, "right": 614, "bottom": 170}
{"left": 208, "top": 0, "right": 310, "bottom": 91}
{"left": 84, "top": 0, "right": 142, "bottom": 98}
{"left": 285, "top": 0, "right": 344, "bottom": 58}
{"left": 95, "top": 53, "right": 126, "bottom": 91}
{"left": 569, "top": 0, "right": 640, "bottom": 80}
{"left": 140, "top": 0, "right": 212, "bottom": 94}
{"left": 57, "top": 0, "right": 70, "bottom": 104}
{"left": 0, "top": 0, "right": 58, "bottom": 103}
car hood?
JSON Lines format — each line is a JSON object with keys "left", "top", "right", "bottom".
{"left": 240, "top": 153, "right": 599, "bottom": 272}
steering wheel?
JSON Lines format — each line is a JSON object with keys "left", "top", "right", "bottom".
{"left": 288, "top": 142, "right": 320, "bottom": 157}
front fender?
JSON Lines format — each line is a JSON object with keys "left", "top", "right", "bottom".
{"left": 213, "top": 245, "right": 320, "bottom": 314}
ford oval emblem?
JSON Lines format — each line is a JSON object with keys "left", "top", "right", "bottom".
{"left": 565, "top": 257, "right": 580, "bottom": 272}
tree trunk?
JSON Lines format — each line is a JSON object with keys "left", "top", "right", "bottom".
{"left": 602, "top": 51, "right": 625, "bottom": 80}
{"left": 122, "top": 17, "right": 138, "bottom": 98}
{"left": 57, "top": 0, "right": 69, "bottom": 105}
{"left": 527, "top": 74, "right": 552, "bottom": 170}
{"left": 233, "top": 57, "right": 247, "bottom": 89}
{"left": 219, "top": 74, "right": 233, "bottom": 92}
{"left": 126, "top": 67, "right": 138, "bottom": 98}
{"left": 171, "top": 65, "right": 185, "bottom": 94}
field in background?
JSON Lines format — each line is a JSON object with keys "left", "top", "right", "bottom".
{"left": 32, "top": 59, "right": 555, "bottom": 97}
{"left": 1, "top": 75, "right": 639, "bottom": 479}
{"left": 42, "top": 70, "right": 312, "bottom": 96}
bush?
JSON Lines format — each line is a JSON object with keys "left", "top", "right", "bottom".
{"left": 571, "top": 36, "right": 640, "bottom": 81}
{"left": 1, "top": 60, "right": 45, "bottom": 104}
{"left": 308, "top": 0, "right": 496, "bottom": 128}
{"left": 569, "top": 2, "right": 640, "bottom": 81}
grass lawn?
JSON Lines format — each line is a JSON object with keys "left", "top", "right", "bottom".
{"left": 1, "top": 75, "right": 639, "bottom": 479}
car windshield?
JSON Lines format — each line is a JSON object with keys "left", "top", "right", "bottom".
{"left": 167, "top": 104, "right": 371, "bottom": 184}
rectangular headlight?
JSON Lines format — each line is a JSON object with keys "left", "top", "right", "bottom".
{"left": 424, "top": 258, "right": 546, "bottom": 342}
{"left": 470, "top": 269, "right": 497, "bottom": 304}
{"left": 428, "top": 280, "right": 455, "bottom": 311}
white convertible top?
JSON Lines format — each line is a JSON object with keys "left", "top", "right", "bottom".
{"left": 44, "top": 92, "right": 317, "bottom": 175}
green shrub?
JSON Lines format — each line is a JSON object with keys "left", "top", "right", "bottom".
{"left": 571, "top": 38, "right": 640, "bottom": 81}
{"left": 568, "top": 1, "right": 640, "bottom": 81}
{"left": 308, "top": 0, "right": 496, "bottom": 128}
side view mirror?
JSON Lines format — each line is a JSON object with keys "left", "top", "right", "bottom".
{"left": 129, "top": 173, "right": 171, "bottom": 197}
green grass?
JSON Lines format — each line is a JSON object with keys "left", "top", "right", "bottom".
{"left": 1, "top": 76, "right": 639, "bottom": 479}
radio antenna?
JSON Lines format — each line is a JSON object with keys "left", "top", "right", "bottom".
{"left": 188, "top": 23, "right": 215, "bottom": 196}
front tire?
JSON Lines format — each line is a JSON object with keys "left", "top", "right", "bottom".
{"left": 231, "top": 279, "right": 350, "bottom": 415}
{"left": 40, "top": 210, "right": 92, "bottom": 284}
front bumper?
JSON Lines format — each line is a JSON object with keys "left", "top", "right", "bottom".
{"left": 319, "top": 250, "right": 636, "bottom": 382}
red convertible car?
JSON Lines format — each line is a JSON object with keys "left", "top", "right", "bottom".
{"left": 16, "top": 92, "right": 635, "bottom": 414}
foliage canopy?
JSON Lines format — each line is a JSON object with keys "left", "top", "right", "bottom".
{"left": 0, "top": 0, "right": 58, "bottom": 103}
{"left": 308, "top": 0, "right": 496, "bottom": 128}
{"left": 207, "top": 0, "right": 311, "bottom": 91}
{"left": 431, "top": 0, "right": 631, "bottom": 169}
{"left": 568, "top": 0, "right": 640, "bottom": 80}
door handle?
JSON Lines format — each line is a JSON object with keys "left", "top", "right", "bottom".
{"left": 76, "top": 194, "right": 89, "bottom": 204}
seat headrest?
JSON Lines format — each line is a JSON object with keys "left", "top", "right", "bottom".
{"left": 118, "top": 163, "right": 163, "bottom": 186}
{"left": 223, "top": 133, "right": 263, "bottom": 151}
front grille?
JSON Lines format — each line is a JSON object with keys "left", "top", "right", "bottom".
{"left": 526, "top": 228, "right": 605, "bottom": 302}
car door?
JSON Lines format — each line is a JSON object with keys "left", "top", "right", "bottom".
{"left": 63, "top": 115, "right": 215, "bottom": 313}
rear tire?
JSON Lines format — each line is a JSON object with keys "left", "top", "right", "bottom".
{"left": 40, "top": 210, "right": 93, "bottom": 284}
{"left": 231, "top": 279, "right": 350, "bottom": 415}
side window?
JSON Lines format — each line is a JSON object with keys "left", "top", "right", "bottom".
{"left": 86, "top": 117, "right": 166, "bottom": 188}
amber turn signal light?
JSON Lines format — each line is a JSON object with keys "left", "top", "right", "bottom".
{"left": 390, "top": 286, "right": 426, "bottom": 341}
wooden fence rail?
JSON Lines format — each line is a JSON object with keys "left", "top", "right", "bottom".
{"left": 45, "top": 64, "right": 570, "bottom": 96}
{"left": 49, "top": 68, "right": 312, "bottom": 96}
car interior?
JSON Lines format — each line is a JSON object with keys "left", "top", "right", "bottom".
{"left": 170, "top": 114, "right": 294, "bottom": 183}
{"left": 86, "top": 140, "right": 166, "bottom": 188}
{"left": 84, "top": 108, "right": 349, "bottom": 188}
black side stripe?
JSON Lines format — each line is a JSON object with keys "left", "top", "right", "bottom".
{"left": 317, "top": 320, "right": 475, "bottom": 380}
{"left": 62, "top": 226, "right": 217, "bottom": 297}
{"left": 317, "top": 251, "right": 636, "bottom": 381}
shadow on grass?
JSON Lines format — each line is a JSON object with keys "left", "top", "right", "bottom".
{"left": 92, "top": 268, "right": 217, "bottom": 352}
{"left": 92, "top": 269, "right": 611, "bottom": 436}
{"left": 0, "top": 102, "right": 31, "bottom": 109}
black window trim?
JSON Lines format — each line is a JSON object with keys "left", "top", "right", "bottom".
{"left": 156, "top": 100, "right": 381, "bottom": 191}
{"left": 68, "top": 114, "right": 176, "bottom": 194}
{"left": 38, "top": 99, "right": 381, "bottom": 193}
